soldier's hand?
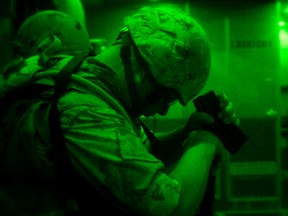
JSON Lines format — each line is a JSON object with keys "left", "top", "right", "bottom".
{"left": 217, "top": 93, "right": 240, "bottom": 126}
{"left": 183, "top": 111, "right": 215, "bottom": 134}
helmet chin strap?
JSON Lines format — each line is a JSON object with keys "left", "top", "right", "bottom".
{"left": 119, "top": 32, "right": 167, "bottom": 116}
{"left": 119, "top": 32, "right": 142, "bottom": 116}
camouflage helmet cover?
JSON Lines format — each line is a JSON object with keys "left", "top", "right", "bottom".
{"left": 13, "top": 10, "right": 91, "bottom": 57}
{"left": 124, "top": 7, "right": 211, "bottom": 106}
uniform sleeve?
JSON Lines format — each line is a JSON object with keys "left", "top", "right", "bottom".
{"left": 59, "top": 93, "right": 180, "bottom": 215}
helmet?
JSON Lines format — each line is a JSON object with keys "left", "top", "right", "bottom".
{"left": 13, "top": 10, "right": 91, "bottom": 58}
{"left": 124, "top": 7, "right": 211, "bottom": 106}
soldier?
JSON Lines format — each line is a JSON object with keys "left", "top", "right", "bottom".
{"left": 0, "top": 7, "right": 238, "bottom": 216}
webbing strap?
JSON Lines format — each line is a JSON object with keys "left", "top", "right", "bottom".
{"left": 48, "top": 53, "right": 88, "bottom": 163}
{"left": 120, "top": 33, "right": 140, "bottom": 108}
{"left": 48, "top": 53, "right": 88, "bottom": 214}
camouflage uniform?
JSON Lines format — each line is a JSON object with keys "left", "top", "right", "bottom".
{"left": 0, "top": 6, "right": 212, "bottom": 216}
{"left": 0, "top": 54, "right": 180, "bottom": 216}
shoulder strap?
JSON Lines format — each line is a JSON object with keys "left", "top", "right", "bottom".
{"left": 48, "top": 53, "right": 88, "bottom": 162}
{"left": 48, "top": 53, "right": 88, "bottom": 213}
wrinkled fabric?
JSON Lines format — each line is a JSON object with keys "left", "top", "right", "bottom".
{"left": 0, "top": 55, "right": 180, "bottom": 215}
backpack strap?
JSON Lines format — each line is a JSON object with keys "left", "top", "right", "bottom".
{"left": 48, "top": 53, "right": 88, "bottom": 161}
{"left": 47, "top": 53, "right": 88, "bottom": 214}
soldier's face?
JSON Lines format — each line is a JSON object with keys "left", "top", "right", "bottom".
{"left": 142, "top": 89, "right": 178, "bottom": 117}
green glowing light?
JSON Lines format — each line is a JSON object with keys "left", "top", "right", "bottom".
{"left": 280, "top": 28, "right": 288, "bottom": 48}
{"left": 279, "top": 21, "right": 285, "bottom": 27}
